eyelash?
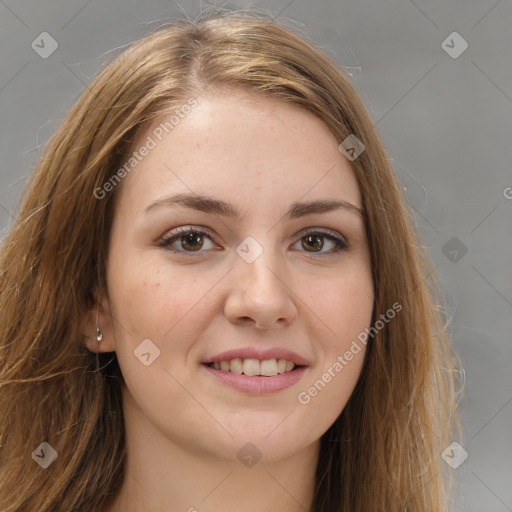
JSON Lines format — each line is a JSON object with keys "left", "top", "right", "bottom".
{"left": 157, "top": 225, "right": 349, "bottom": 257}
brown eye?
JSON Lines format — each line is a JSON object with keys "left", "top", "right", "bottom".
{"left": 301, "top": 234, "right": 324, "bottom": 252}
{"left": 292, "top": 230, "right": 348, "bottom": 256}
{"left": 158, "top": 227, "right": 217, "bottom": 254}
{"left": 180, "top": 232, "right": 204, "bottom": 251}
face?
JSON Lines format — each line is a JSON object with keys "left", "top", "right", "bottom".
{"left": 92, "top": 88, "right": 374, "bottom": 463}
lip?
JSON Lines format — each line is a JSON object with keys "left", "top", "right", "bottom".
{"left": 202, "top": 347, "right": 310, "bottom": 366}
{"left": 201, "top": 364, "right": 308, "bottom": 394}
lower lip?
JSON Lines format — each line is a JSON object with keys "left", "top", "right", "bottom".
{"left": 201, "top": 364, "right": 307, "bottom": 394}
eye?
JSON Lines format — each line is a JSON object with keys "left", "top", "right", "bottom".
{"left": 157, "top": 226, "right": 218, "bottom": 254}
{"left": 158, "top": 226, "right": 349, "bottom": 257}
{"left": 291, "top": 229, "right": 349, "bottom": 256}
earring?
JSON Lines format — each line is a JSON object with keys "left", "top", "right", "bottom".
{"left": 96, "top": 307, "right": 103, "bottom": 342}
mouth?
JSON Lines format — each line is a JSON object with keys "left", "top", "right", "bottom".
{"left": 200, "top": 351, "right": 309, "bottom": 394}
{"left": 203, "top": 357, "right": 305, "bottom": 377}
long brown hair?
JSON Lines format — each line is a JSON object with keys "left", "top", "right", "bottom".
{"left": 0, "top": 10, "right": 461, "bottom": 511}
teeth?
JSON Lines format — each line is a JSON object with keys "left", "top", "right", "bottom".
{"left": 260, "top": 359, "right": 277, "bottom": 376}
{"left": 243, "top": 359, "right": 260, "bottom": 376}
{"left": 230, "top": 358, "right": 243, "bottom": 374}
{"left": 209, "top": 357, "right": 297, "bottom": 376}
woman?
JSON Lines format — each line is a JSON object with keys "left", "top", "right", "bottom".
{"left": 0, "top": 11, "right": 461, "bottom": 511}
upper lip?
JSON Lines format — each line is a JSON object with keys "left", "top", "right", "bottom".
{"left": 202, "top": 347, "right": 310, "bottom": 366}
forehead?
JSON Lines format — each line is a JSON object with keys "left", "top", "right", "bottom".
{"left": 115, "top": 90, "right": 362, "bottom": 216}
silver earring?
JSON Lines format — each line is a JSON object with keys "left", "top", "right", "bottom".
{"left": 96, "top": 307, "right": 103, "bottom": 342}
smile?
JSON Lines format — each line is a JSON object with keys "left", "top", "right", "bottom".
{"left": 201, "top": 360, "right": 307, "bottom": 394}
{"left": 206, "top": 357, "right": 298, "bottom": 377}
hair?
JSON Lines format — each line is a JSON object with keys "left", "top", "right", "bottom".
{"left": 0, "top": 9, "right": 461, "bottom": 512}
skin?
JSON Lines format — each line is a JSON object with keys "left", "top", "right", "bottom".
{"left": 84, "top": 88, "right": 374, "bottom": 512}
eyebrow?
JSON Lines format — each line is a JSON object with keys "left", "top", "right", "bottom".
{"left": 144, "top": 193, "right": 364, "bottom": 219}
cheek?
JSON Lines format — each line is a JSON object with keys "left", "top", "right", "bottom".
{"left": 301, "top": 264, "right": 374, "bottom": 346}
{"left": 296, "top": 348, "right": 366, "bottom": 440}
{"left": 106, "top": 248, "right": 225, "bottom": 345}
{"left": 293, "top": 265, "right": 373, "bottom": 428}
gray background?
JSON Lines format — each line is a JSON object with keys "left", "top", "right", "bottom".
{"left": 1, "top": 1, "right": 511, "bottom": 510}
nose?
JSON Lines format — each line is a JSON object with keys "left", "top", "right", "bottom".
{"left": 223, "top": 246, "right": 298, "bottom": 330}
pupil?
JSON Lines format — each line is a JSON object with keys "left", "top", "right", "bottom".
{"left": 183, "top": 233, "right": 203, "bottom": 251}
{"left": 303, "top": 235, "right": 323, "bottom": 252}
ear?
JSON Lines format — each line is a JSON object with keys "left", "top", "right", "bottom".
{"left": 82, "top": 294, "right": 116, "bottom": 353}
